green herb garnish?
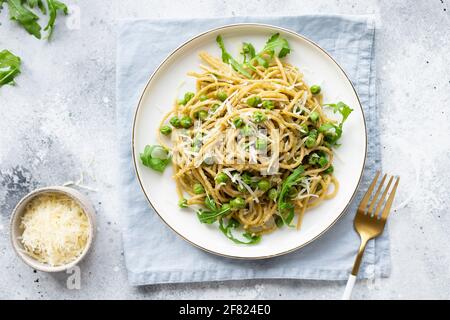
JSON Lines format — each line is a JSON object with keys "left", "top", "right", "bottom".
{"left": 196, "top": 196, "right": 231, "bottom": 224}
{"left": 216, "top": 35, "right": 252, "bottom": 78}
{"left": 218, "top": 218, "right": 261, "bottom": 245}
{"left": 277, "top": 165, "right": 305, "bottom": 226}
{"left": 216, "top": 33, "right": 291, "bottom": 78}
{"left": 140, "top": 145, "right": 171, "bottom": 173}
{"left": 43, "top": 0, "right": 68, "bottom": 40}
{"left": 0, "top": 49, "right": 21, "bottom": 87}
{"left": 2, "top": 0, "right": 68, "bottom": 40}
{"left": 319, "top": 101, "right": 353, "bottom": 146}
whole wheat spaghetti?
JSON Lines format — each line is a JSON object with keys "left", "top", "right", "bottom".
{"left": 141, "top": 33, "right": 353, "bottom": 244}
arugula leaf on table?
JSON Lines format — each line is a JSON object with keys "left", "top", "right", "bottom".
{"left": 26, "top": 0, "right": 46, "bottom": 14}
{"left": 277, "top": 165, "right": 305, "bottom": 227}
{"left": 218, "top": 218, "right": 261, "bottom": 245}
{"left": 216, "top": 35, "right": 252, "bottom": 78}
{"left": 5, "top": 0, "right": 42, "bottom": 39}
{"left": 43, "top": 0, "right": 68, "bottom": 39}
{"left": 140, "top": 145, "right": 171, "bottom": 173}
{"left": 2, "top": 0, "right": 68, "bottom": 40}
{"left": 319, "top": 101, "right": 354, "bottom": 147}
{"left": 0, "top": 49, "right": 21, "bottom": 87}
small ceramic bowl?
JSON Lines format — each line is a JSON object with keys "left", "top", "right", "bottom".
{"left": 10, "top": 186, "right": 96, "bottom": 272}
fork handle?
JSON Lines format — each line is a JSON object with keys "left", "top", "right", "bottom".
{"left": 342, "top": 275, "right": 357, "bottom": 300}
{"left": 342, "top": 238, "right": 369, "bottom": 300}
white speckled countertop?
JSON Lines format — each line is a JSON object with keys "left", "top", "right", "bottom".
{"left": 0, "top": 0, "right": 449, "bottom": 299}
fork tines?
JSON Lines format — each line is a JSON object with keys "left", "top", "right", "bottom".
{"left": 358, "top": 172, "right": 400, "bottom": 221}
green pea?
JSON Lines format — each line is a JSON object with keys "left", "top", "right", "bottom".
{"left": 253, "top": 111, "right": 267, "bottom": 123}
{"left": 275, "top": 215, "right": 284, "bottom": 228}
{"left": 193, "top": 183, "right": 205, "bottom": 194}
{"left": 211, "top": 104, "right": 220, "bottom": 112}
{"left": 310, "top": 85, "right": 321, "bottom": 95}
{"left": 324, "top": 165, "right": 334, "bottom": 174}
{"left": 309, "top": 129, "right": 318, "bottom": 139}
{"left": 318, "top": 156, "right": 328, "bottom": 167}
{"left": 215, "top": 172, "right": 229, "bottom": 183}
{"left": 169, "top": 116, "right": 181, "bottom": 128}
{"left": 308, "top": 153, "right": 320, "bottom": 165}
{"left": 160, "top": 125, "right": 172, "bottom": 135}
{"left": 180, "top": 116, "right": 193, "bottom": 128}
{"left": 184, "top": 92, "right": 195, "bottom": 103}
{"left": 309, "top": 111, "right": 320, "bottom": 122}
{"left": 230, "top": 197, "right": 246, "bottom": 210}
{"left": 217, "top": 90, "right": 228, "bottom": 102}
{"left": 199, "top": 94, "right": 208, "bottom": 101}
{"left": 240, "top": 125, "right": 253, "bottom": 136}
{"left": 262, "top": 100, "right": 275, "bottom": 110}
{"left": 237, "top": 184, "right": 247, "bottom": 193}
{"left": 241, "top": 172, "right": 252, "bottom": 185}
{"left": 178, "top": 198, "right": 188, "bottom": 208}
{"left": 288, "top": 187, "right": 298, "bottom": 199}
{"left": 268, "top": 188, "right": 278, "bottom": 201}
{"left": 257, "top": 179, "right": 271, "bottom": 192}
{"left": 255, "top": 138, "right": 267, "bottom": 150}
{"left": 299, "top": 123, "right": 309, "bottom": 135}
{"left": 221, "top": 203, "right": 231, "bottom": 211}
{"left": 197, "top": 110, "right": 208, "bottom": 121}
{"left": 247, "top": 96, "right": 262, "bottom": 107}
{"left": 179, "top": 92, "right": 195, "bottom": 105}
{"left": 233, "top": 117, "right": 244, "bottom": 128}
{"left": 305, "top": 136, "right": 316, "bottom": 148}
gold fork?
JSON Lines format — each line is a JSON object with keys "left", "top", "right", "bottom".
{"left": 342, "top": 172, "right": 400, "bottom": 300}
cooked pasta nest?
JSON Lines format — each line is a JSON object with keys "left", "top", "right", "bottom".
{"left": 148, "top": 34, "right": 353, "bottom": 244}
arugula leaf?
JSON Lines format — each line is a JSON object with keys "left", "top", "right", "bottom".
{"left": 204, "top": 195, "right": 217, "bottom": 211}
{"left": 216, "top": 33, "right": 292, "bottom": 78}
{"left": 197, "top": 206, "right": 230, "bottom": 224}
{"left": 27, "top": 0, "right": 46, "bottom": 14}
{"left": 324, "top": 101, "right": 353, "bottom": 123}
{"left": 197, "top": 196, "right": 261, "bottom": 244}
{"left": 249, "top": 33, "right": 291, "bottom": 68}
{"left": 140, "top": 145, "right": 171, "bottom": 173}
{"left": 6, "top": 0, "right": 42, "bottom": 39}
{"left": 216, "top": 35, "right": 252, "bottom": 78}
{"left": 277, "top": 165, "right": 305, "bottom": 226}
{"left": 260, "top": 33, "right": 291, "bottom": 58}
{"left": 43, "top": 0, "right": 68, "bottom": 39}
{"left": 320, "top": 101, "right": 354, "bottom": 146}
{"left": 197, "top": 196, "right": 230, "bottom": 224}
{"left": 219, "top": 218, "right": 261, "bottom": 245}
{"left": 0, "top": 49, "right": 21, "bottom": 87}
{"left": 241, "top": 42, "right": 255, "bottom": 63}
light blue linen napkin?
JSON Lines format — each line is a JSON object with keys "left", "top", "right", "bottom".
{"left": 116, "top": 15, "right": 388, "bottom": 285}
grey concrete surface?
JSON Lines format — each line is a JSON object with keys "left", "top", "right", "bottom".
{"left": 0, "top": 0, "right": 449, "bottom": 299}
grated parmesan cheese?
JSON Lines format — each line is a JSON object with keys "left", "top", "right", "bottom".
{"left": 222, "top": 169, "right": 260, "bottom": 203}
{"left": 19, "top": 194, "right": 90, "bottom": 267}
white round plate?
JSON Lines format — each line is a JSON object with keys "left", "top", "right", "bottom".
{"left": 132, "top": 24, "right": 367, "bottom": 259}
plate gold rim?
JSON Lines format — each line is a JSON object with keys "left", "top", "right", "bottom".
{"left": 131, "top": 23, "right": 368, "bottom": 260}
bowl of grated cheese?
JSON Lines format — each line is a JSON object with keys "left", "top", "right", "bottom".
{"left": 10, "top": 186, "right": 95, "bottom": 272}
